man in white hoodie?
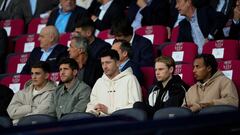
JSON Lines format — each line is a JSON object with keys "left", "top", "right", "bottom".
{"left": 86, "top": 49, "right": 142, "bottom": 116}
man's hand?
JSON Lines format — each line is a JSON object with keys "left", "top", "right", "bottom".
{"left": 91, "top": 15, "right": 98, "bottom": 22}
{"left": 94, "top": 103, "right": 108, "bottom": 114}
{"left": 199, "top": 101, "right": 214, "bottom": 108}
{"left": 185, "top": 103, "right": 201, "bottom": 112}
{"left": 233, "top": 5, "right": 240, "bottom": 22}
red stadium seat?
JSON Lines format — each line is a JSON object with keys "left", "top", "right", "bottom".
{"left": 0, "top": 19, "right": 24, "bottom": 37}
{"left": 202, "top": 40, "right": 240, "bottom": 61}
{"left": 59, "top": 32, "right": 71, "bottom": 47}
{"left": 174, "top": 64, "right": 195, "bottom": 86}
{"left": 170, "top": 26, "right": 179, "bottom": 42}
{"left": 162, "top": 42, "right": 198, "bottom": 64}
{"left": 0, "top": 74, "right": 31, "bottom": 93}
{"left": 140, "top": 67, "right": 155, "bottom": 90}
{"left": 15, "top": 34, "right": 40, "bottom": 53}
{"left": 27, "top": 18, "right": 48, "bottom": 34}
{"left": 49, "top": 72, "right": 60, "bottom": 85}
{"left": 97, "top": 29, "right": 114, "bottom": 45}
{"left": 218, "top": 60, "right": 240, "bottom": 98}
{"left": 6, "top": 53, "right": 30, "bottom": 74}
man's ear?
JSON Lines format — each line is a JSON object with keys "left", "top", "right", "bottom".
{"left": 169, "top": 66, "right": 174, "bottom": 74}
{"left": 73, "top": 69, "right": 78, "bottom": 76}
{"left": 45, "top": 73, "right": 50, "bottom": 80}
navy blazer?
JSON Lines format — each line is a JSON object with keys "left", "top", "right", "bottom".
{"left": 177, "top": 6, "right": 225, "bottom": 42}
{"left": 21, "top": 45, "right": 68, "bottom": 74}
{"left": 121, "top": 60, "right": 144, "bottom": 85}
{"left": 132, "top": 34, "right": 154, "bottom": 67}
{"left": 88, "top": 0, "right": 125, "bottom": 31}
{"left": 47, "top": 6, "right": 88, "bottom": 32}
{"left": 89, "top": 38, "right": 111, "bottom": 60}
{"left": 128, "top": 0, "right": 170, "bottom": 26}
{"left": 229, "top": 21, "right": 240, "bottom": 40}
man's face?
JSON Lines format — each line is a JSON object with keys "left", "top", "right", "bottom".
{"left": 68, "top": 39, "right": 80, "bottom": 59}
{"left": 38, "top": 28, "right": 52, "bottom": 50}
{"left": 193, "top": 58, "right": 211, "bottom": 82}
{"left": 175, "top": 0, "right": 190, "bottom": 16}
{"left": 74, "top": 27, "right": 89, "bottom": 38}
{"left": 101, "top": 56, "right": 119, "bottom": 79}
{"left": 60, "top": 0, "right": 76, "bottom": 12}
{"left": 111, "top": 42, "right": 125, "bottom": 63}
{"left": 59, "top": 64, "right": 76, "bottom": 83}
{"left": 31, "top": 68, "right": 48, "bottom": 88}
{"left": 155, "top": 62, "right": 173, "bottom": 82}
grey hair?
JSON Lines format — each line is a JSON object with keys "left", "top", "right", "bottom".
{"left": 71, "top": 35, "right": 89, "bottom": 55}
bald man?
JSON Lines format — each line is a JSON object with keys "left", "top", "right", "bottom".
{"left": 21, "top": 26, "right": 68, "bottom": 74}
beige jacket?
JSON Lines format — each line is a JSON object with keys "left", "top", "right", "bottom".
{"left": 183, "top": 70, "right": 239, "bottom": 107}
{"left": 7, "top": 80, "right": 56, "bottom": 124}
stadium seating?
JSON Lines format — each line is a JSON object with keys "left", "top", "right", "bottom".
{"left": 174, "top": 64, "right": 195, "bottom": 86}
{"left": 6, "top": 53, "right": 30, "bottom": 74}
{"left": 27, "top": 18, "right": 48, "bottom": 34}
{"left": 97, "top": 29, "right": 114, "bottom": 45}
{"left": 15, "top": 34, "right": 40, "bottom": 53}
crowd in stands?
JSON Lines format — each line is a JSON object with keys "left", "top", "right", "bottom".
{"left": 0, "top": 0, "right": 239, "bottom": 128}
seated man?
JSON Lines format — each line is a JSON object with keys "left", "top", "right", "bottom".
{"left": 49, "top": 58, "right": 91, "bottom": 119}
{"left": 21, "top": 26, "right": 68, "bottom": 74}
{"left": 7, "top": 61, "right": 57, "bottom": 125}
{"left": 86, "top": 49, "right": 142, "bottom": 116}
{"left": 183, "top": 54, "right": 239, "bottom": 112}
{"left": 68, "top": 35, "right": 103, "bottom": 88}
{"left": 134, "top": 56, "right": 189, "bottom": 118}
{"left": 47, "top": 0, "right": 88, "bottom": 33}
{"left": 229, "top": 0, "right": 240, "bottom": 39}
{"left": 111, "top": 39, "right": 143, "bottom": 85}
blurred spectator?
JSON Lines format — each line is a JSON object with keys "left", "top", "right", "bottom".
{"left": 0, "top": 84, "right": 13, "bottom": 118}
{"left": 134, "top": 56, "right": 189, "bottom": 118}
{"left": 182, "top": 54, "right": 239, "bottom": 112}
{"left": 76, "top": 0, "right": 93, "bottom": 9}
{"left": 7, "top": 61, "right": 56, "bottom": 125}
{"left": 15, "top": 0, "right": 59, "bottom": 28}
{"left": 111, "top": 39, "right": 143, "bottom": 85}
{"left": 21, "top": 26, "right": 68, "bottom": 74}
{"left": 127, "top": 0, "right": 170, "bottom": 30}
{"left": 0, "top": 0, "right": 20, "bottom": 20}
{"left": 110, "top": 17, "right": 154, "bottom": 67}
{"left": 47, "top": 0, "right": 88, "bottom": 33}
{"left": 68, "top": 35, "right": 103, "bottom": 88}
{"left": 176, "top": 0, "right": 226, "bottom": 54}
{"left": 229, "top": 0, "right": 240, "bottom": 39}
{"left": 87, "top": 0, "right": 125, "bottom": 32}
{"left": 86, "top": 49, "right": 142, "bottom": 116}
{"left": 49, "top": 58, "right": 91, "bottom": 119}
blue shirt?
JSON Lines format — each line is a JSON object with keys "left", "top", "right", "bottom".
{"left": 55, "top": 9, "right": 72, "bottom": 33}
{"left": 29, "top": 0, "right": 37, "bottom": 15}
{"left": 40, "top": 44, "right": 57, "bottom": 61}
{"left": 119, "top": 59, "right": 130, "bottom": 71}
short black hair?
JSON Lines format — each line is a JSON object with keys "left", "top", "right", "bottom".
{"left": 58, "top": 58, "right": 79, "bottom": 71}
{"left": 110, "top": 17, "right": 133, "bottom": 37}
{"left": 31, "top": 61, "right": 51, "bottom": 73}
{"left": 100, "top": 49, "right": 119, "bottom": 61}
{"left": 76, "top": 17, "right": 95, "bottom": 32}
{"left": 195, "top": 54, "right": 218, "bottom": 75}
{"left": 113, "top": 39, "right": 133, "bottom": 58}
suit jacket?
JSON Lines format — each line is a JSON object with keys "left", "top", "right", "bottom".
{"left": 0, "top": 0, "right": 20, "bottom": 20}
{"left": 169, "top": 0, "right": 179, "bottom": 28}
{"left": 128, "top": 0, "right": 170, "bottom": 27}
{"left": 88, "top": 0, "right": 125, "bottom": 31}
{"left": 0, "top": 84, "right": 13, "bottom": 117}
{"left": 132, "top": 34, "right": 154, "bottom": 67}
{"left": 0, "top": 28, "right": 8, "bottom": 73}
{"left": 121, "top": 60, "right": 143, "bottom": 85}
{"left": 47, "top": 6, "right": 88, "bottom": 33}
{"left": 89, "top": 37, "right": 111, "bottom": 60}
{"left": 229, "top": 21, "right": 240, "bottom": 40}
{"left": 177, "top": 6, "right": 225, "bottom": 42}
{"left": 15, "top": 0, "right": 59, "bottom": 25}
{"left": 21, "top": 44, "right": 68, "bottom": 74}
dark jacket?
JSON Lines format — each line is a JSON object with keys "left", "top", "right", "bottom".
{"left": 0, "top": 84, "right": 14, "bottom": 117}
{"left": 47, "top": 6, "right": 88, "bottom": 32}
{"left": 21, "top": 45, "right": 68, "bottom": 74}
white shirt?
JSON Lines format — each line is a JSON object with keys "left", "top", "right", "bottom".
{"left": 98, "top": 0, "right": 113, "bottom": 21}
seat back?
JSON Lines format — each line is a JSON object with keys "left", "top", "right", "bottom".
{"left": 218, "top": 60, "right": 240, "bottom": 98}
{"left": 15, "top": 34, "right": 40, "bottom": 53}
{"left": 202, "top": 40, "right": 240, "bottom": 61}
{"left": 0, "top": 74, "right": 31, "bottom": 93}
{"left": 6, "top": 53, "right": 30, "bottom": 74}
{"left": 111, "top": 108, "right": 147, "bottom": 121}
{"left": 60, "top": 112, "right": 96, "bottom": 121}
{"left": 0, "top": 116, "right": 13, "bottom": 127}
{"left": 140, "top": 67, "right": 155, "bottom": 90}
{"left": 162, "top": 42, "right": 198, "bottom": 64}
{"left": 199, "top": 105, "right": 238, "bottom": 115}
{"left": 170, "top": 26, "right": 179, "bottom": 42}
{"left": 0, "top": 19, "right": 24, "bottom": 37}
{"left": 153, "top": 107, "right": 193, "bottom": 120}
{"left": 17, "top": 114, "right": 57, "bottom": 126}
{"left": 49, "top": 72, "right": 60, "bottom": 85}
{"left": 135, "top": 25, "right": 168, "bottom": 45}
{"left": 59, "top": 32, "right": 71, "bottom": 47}
{"left": 97, "top": 29, "right": 114, "bottom": 45}
{"left": 27, "top": 18, "right": 48, "bottom": 34}
{"left": 174, "top": 64, "right": 195, "bottom": 86}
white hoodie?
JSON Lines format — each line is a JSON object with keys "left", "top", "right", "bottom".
{"left": 86, "top": 68, "right": 142, "bottom": 116}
